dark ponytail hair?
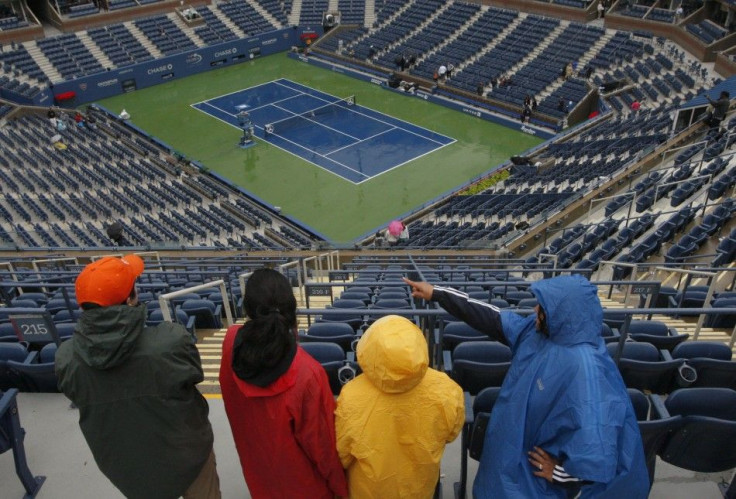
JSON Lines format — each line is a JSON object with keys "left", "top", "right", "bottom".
{"left": 231, "top": 268, "right": 298, "bottom": 384}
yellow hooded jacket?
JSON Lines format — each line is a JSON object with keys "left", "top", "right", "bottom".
{"left": 335, "top": 315, "right": 465, "bottom": 498}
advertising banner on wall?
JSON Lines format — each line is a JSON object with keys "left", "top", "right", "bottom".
{"left": 51, "top": 27, "right": 297, "bottom": 105}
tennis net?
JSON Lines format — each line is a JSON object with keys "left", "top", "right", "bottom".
{"left": 264, "top": 95, "right": 356, "bottom": 136}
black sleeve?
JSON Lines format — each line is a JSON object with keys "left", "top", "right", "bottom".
{"left": 431, "top": 286, "right": 506, "bottom": 343}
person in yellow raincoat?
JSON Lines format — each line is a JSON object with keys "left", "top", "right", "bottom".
{"left": 335, "top": 315, "right": 464, "bottom": 498}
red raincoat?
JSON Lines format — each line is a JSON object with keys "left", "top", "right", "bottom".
{"left": 220, "top": 325, "right": 347, "bottom": 498}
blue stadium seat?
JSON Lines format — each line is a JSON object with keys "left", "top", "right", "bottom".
{"left": 300, "top": 342, "right": 359, "bottom": 395}
{"left": 607, "top": 342, "right": 683, "bottom": 394}
{"left": 0, "top": 388, "right": 46, "bottom": 496}
{"left": 445, "top": 341, "right": 511, "bottom": 395}
{"left": 299, "top": 322, "right": 357, "bottom": 353}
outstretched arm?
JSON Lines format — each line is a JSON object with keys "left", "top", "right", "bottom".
{"left": 404, "top": 277, "right": 506, "bottom": 343}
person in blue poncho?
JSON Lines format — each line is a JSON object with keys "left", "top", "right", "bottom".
{"left": 404, "top": 274, "right": 649, "bottom": 498}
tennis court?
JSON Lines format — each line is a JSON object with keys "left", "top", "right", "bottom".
{"left": 192, "top": 79, "right": 455, "bottom": 183}
{"left": 97, "top": 54, "right": 543, "bottom": 242}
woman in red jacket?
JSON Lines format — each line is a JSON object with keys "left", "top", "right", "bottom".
{"left": 219, "top": 268, "right": 347, "bottom": 498}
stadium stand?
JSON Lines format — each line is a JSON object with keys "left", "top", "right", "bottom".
{"left": 2, "top": 2, "right": 736, "bottom": 493}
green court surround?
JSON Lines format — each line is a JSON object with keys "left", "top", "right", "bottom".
{"left": 98, "top": 53, "right": 543, "bottom": 244}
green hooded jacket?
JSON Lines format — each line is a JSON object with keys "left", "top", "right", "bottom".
{"left": 55, "top": 304, "right": 214, "bottom": 499}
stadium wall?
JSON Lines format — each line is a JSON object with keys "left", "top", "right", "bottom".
{"left": 49, "top": 27, "right": 300, "bottom": 106}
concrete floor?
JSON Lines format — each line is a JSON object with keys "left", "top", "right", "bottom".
{"left": 1, "top": 393, "right": 732, "bottom": 499}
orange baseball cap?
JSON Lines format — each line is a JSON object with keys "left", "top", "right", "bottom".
{"left": 75, "top": 254, "right": 145, "bottom": 307}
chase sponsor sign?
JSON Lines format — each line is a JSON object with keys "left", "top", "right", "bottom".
{"left": 214, "top": 48, "right": 237, "bottom": 58}
{"left": 147, "top": 63, "right": 174, "bottom": 75}
{"left": 462, "top": 107, "right": 482, "bottom": 118}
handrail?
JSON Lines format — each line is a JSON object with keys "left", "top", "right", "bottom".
{"left": 298, "top": 306, "right": 736, "bottom": 349}
{"left": 158, "top": 280, "right": 233, "bottom": 327}
{"left": 278, "top": 260, "right": 304, "bottom": 303}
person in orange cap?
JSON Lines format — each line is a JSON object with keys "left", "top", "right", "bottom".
{"left": 55, "top": 255, "right": 221, "bottom": 499}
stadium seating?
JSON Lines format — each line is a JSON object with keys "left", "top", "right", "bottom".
{"left": 654, "top": 388, "right": 736, "bottom": 495}
{"left": 626, "top": 320, "right": 689, "bottom": 352}
{"left": 299, "top": 322, "right": 358, "bottom": 353}
{"left": 0, "top": 388, "right": 45, "bottom": 497}
{"left": 671, "top": 341, "right": 736, "bottom": 390}
{"left": 457, "top": 386, "right": 501, "bottom": 498}
{"left": 7, "top": 343, "right": 59, "bottom": 392}
{"left": 0, "top": 344, "right": 34, "bottom": 391}
{"left": 628, "top": 388, "right": 682, "bottom": 488}
{"left": 607, "top": 342, "right": 683, "bottom": 394}
{"left": 445, "top": 341, "right": 511, "bottom": 395}
{"left": 299, "top": 341, "right": 359, "bottom": 395}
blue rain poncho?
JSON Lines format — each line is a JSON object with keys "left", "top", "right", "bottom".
{"left": 433, "top": 275, "right": 649, "bottom": 498}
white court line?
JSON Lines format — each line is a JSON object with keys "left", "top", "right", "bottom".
{"left": 190, "top": 102, "right": 368, "bottom": 183}
{"left": 265, "top": 130, "right": 369, "bottom": 179}
{"left": 270, "top": 103, "right": 362, "bottom": 141}
{"left": 276, "top": 78, "right": 455, "bottom": 145}
{"left": 326, "top": 127, "right": 398, "bottom": 155}
{"left": 353, "top": 140, "right": 457, "bottom": 185}
{"left": 193, "top": 80, "right": 291, "bottom": 106}
{"left": 221, "top": 78, "right": 454, "bottom": 147}
{"left": 193, "top": 78, "right": 456, "bottom": 184}
{"left": 190, "top": 102, "right": 250, "bottom": 130}
{"left": 194, "top": 101, "right": 237, "bottom": 119}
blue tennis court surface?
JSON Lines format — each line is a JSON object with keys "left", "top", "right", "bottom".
{"left": 192, "top": 79, "right": 455, "bottom": 183}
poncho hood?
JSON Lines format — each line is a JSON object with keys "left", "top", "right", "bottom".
{"left": 532, "top": 274, "right": 603, "bottom": 346}
{"left": 357, "top": 315, "right": 428, "bottom": 394}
